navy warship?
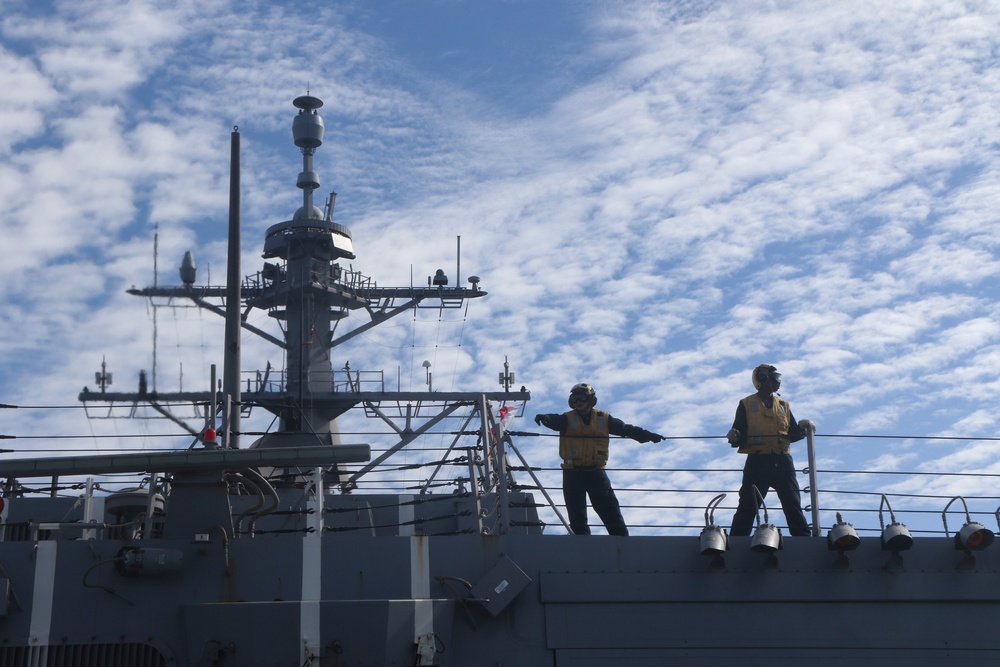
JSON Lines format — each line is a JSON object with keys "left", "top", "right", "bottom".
{"left": 0, "top": 96, "right": 998, "bottom": 666}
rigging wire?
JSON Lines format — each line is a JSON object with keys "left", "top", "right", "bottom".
{"left": 9, "top": 391, "right": 1000, "bottom": 537}
{"left": 9, "top": 422, "right": 1000, "bottom": 446}
{"left": 9, "top": 403, "right": 1000, "bottom": 444}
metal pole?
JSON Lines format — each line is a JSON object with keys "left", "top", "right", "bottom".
{"left": 478, "top": 396, "right": 493, "bottom": 495}
{"left": 210, "top": 364, "right": 217, "bottom": 431}
{"left": 804, "top": 422, "right": 820, "bottom": 536}
{"left": 145, "top": 473, "right": 158, "bottom": 539}
{"left": 83, "top": 477, "right": 96, "bottom": 540}
{"left": 310, "top": 467, "right": 324, "bottom": 533}
{"left": 465, "top": 448, "right": 484, "bottom": 535}
{"left": 223, "top": 128, "right": 242, "bottom": 449}
{"left": 489, "top": 402, "right": 510, "bottom": 534}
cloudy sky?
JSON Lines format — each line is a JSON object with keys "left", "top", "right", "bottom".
{"left": 2, "top": 0, "right": 1000, "bottom": 537}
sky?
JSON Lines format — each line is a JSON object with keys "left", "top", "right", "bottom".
{"left": 2, "top": 0, "right": 1000, "bottom": 538}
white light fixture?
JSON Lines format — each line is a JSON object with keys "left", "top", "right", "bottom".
{"left": 827, "top": 512, "right": 861, "bottom": 552}
{"left": 699, "top": 494, "right": 729, "bottom": 556}
{"left": 752, "top": 523, "right": 783, "bottom": 554}
{"left": 878, "top": 494, "right": 912, "bottom": 552}
{"left": 749, "top": 485, "right": 783, "bottom": 554}
{"left": 943, "top": 496, "right": 994, "bottom": 552}
{"left": 959, "top": 522, "right": 993, "bottom": 551}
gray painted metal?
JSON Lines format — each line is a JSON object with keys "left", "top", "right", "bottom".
{"left": 1, "top": 516, "right": 995, "bottom": 665}
{"left": 0, "top": 445, "right": 371, "bottom": 477}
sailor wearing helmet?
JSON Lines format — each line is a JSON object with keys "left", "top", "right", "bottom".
{"left": 726, "top": 364, "right": 815, "bottom": 537}
{"left": 535, "top": 383, "right": 664, "bottom": 536}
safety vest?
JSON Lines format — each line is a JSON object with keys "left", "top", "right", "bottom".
{"left": 559, "top": 409, "right": 610, "bottom": 469}
{"left": 738, "top": 394, "right": 792, "bottom": 455}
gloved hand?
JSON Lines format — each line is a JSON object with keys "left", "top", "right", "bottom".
{"left": 633, "top": 428, "right": 663, "bottom": 444}
{"left": 534, "top": 414, "right": 552, "bottom": 428}
{"left": 799, "top": 419, "right": 816, "bottom": 432}
{"left": 726, "top": 428, "right": 741, "bottom": 447}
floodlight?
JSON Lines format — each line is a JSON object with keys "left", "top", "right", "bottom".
{"left": 943, "top": 496, "right": 994, "bottom": 552}
{"left": 878, "top": 494, "right": 912, "bottom": 552}
{"left": 748, "top": 485, "right": 783, "bottom": 554}
{"left": 827, "top": 513, "right": 861, "bottom": 552}
{"left": 699, "top": 494, "right": 729, "bottom": 555}
{"left": 881, "top": 522, "right": 913, "bottom": 552}
{"left": 957, "top": 521, "right": 994, "bottom": 551}
{"left": 700, "top": 525, "right": 729, "bottom": 555}
{"left": 751, "top": 523, "right": 783, "bottom": 554}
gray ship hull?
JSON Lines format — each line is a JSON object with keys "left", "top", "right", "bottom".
{"left": 0, "top": 507, "right": 995, "bottom": 665}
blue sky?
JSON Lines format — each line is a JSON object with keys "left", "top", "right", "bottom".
{"left": 2, "top": 0, "right": 1000, "bottom": 537}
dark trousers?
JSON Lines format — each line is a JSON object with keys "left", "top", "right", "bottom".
{"left": 731, "top": 453, "right": 810, "bottom": 536}
{"left": 563, "top": 468, "right": 628, "bottom": 536}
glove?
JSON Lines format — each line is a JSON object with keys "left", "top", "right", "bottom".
{"left": 726, "top": 428, "right": 741, "bottom": 447}
{"left": 534, "top": 414, "right": 552, "bottom": 428}
{"left": 799, "top": 419, "right": 816, "bottom": 432}
{"left": 633, "top": 428, "right": 663, "bottom": 444}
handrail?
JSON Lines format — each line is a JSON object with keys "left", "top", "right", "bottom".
{"left": 6, "top": 403, "right": 1000, "bottom": 538}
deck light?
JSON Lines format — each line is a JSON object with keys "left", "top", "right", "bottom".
{"left": 828, "top": 513, "right": 861, "bottom": 552}
{"left": 699, "top": 494, "right": 729, "bottom": 555}
{"left": 752, "top": 523, "right": 782, "bottom": 554}
{"left": 943, "top": 496, "right": 994, "bottom": 552}
{"left": 958, "top": 522, "right": 993, "bottom": 551}
{"left": 749, "top": 486, "right": 783, "bottom": 554}
{"left": 879, "top": 494, "right": 912, "bottom": 552}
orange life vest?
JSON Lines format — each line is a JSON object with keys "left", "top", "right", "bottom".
{"left": 559, "top": 409, "right": 610, "bottom": 469}
{"left": 738, "top": 394, "right": 792, "bottom": 455}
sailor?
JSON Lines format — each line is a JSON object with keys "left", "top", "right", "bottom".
{"left": 535, "top": 383, "right": 664, "bottom": 536}
{"left": 727, "top": 364, "right": 814, "bottom": 537}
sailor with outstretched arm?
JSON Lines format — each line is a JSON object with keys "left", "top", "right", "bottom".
{"left": 535, "top": 383, "right": 664, "bottom": 536}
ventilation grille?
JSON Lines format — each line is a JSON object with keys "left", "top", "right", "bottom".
{"left": 0, "top": 643, "right": 169, "bottom": 667}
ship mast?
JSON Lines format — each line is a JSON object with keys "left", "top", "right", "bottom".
{"left": 82, "top": 96, "right": 531, "bottom": 493}
{"left": 250, "top": 95, "right": 352, "bottom": 452}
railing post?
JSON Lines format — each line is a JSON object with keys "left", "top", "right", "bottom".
{"left": 478, "top": 396, "right": 493, "bottom": 494}
{"left": 145, "top": 473, "right": 159, "bottom": 539}
{"left": 490, "top": 403, "right": 510, "bottom": 535}
{"left": 83, "top": 477, "right": 96, "bottom": 540}
{"left": 464, "top": 446, "right": 484, "bottom": 534}
{"left": 804, "top": 421, "right": 820, "bottom": 536}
